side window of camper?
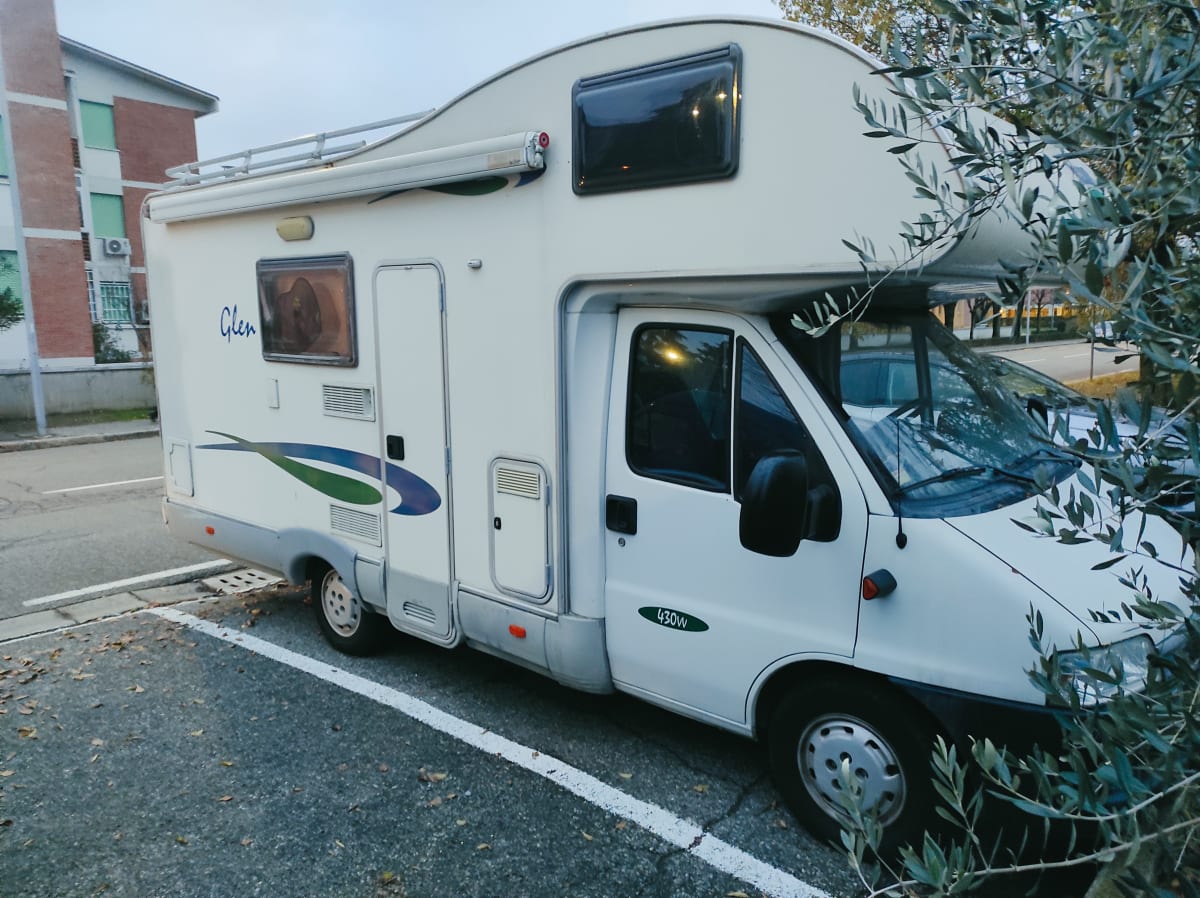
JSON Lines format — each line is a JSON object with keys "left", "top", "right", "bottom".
{"left": 257, "top": 254, "right": 357, "bottom": 366}
{"left": 627, "top": 326, "right": 733, "bottom": 492}
{"left": 573, "top": 45, "right": 741, "bottom": 195}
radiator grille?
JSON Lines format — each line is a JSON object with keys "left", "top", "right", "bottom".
{"left": 330, "top": 505, "right": 382, "bottom": 545}
{"left": 322, "top": 384, "right": 375, "bottom": 421}
{"left": 495, "top": 467, "right": 541, "bottom": 500}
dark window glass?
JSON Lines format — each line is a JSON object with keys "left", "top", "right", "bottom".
{"left": 627, "top": 326, "right": 732, "bottom": 491}
{"left": 573, "top": 46, "right": 740, "bottom": 195}
{"left": 883, "top": 359, "right": 919, "bottom": 405}
{"left": 735, "top": 343, "right": 813, "bottom": 495}
{"left": 257, "top": 254, "right": 356, "bottom": 366}
{"left": 735, "top": 342, "right": 840, "bottom": 538}
{"left": 839, "top": 358, "right": 882, "bottom": 406}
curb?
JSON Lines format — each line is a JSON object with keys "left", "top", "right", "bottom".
{"left": 0, "top": 427, "right": 160, "bottom": 453}
{"left": 0, "top": 592, "right": 153, "bottom": 643}
{"left": 0, "top": 561, "right": 242, "bottom": 644}
{"left": 975, "top": 337, "right": 1086, "bottom": 354}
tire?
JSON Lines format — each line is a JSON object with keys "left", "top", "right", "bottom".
{"left": 768, "top": 679, "right": 941, "bottom": 856}
{"left": 312, "top": 564, "right": 386, "bottom": 656}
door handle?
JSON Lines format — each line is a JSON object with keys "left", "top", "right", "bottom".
{"left": 386, "top": 435, "right": 405, "bottom": 460}
{"left": 605, "top": 495, "right": 637, "bottom": 535}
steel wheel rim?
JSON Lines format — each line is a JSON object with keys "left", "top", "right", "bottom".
{"left": 320, "top": 569, "right": 360, "bottom": 637}
{"left": 797, "top": 713, "right": 906, "bottom": 826}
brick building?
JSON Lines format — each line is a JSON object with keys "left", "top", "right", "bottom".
{"left": 0, "top": 0, "right": 217, "bottom": 371}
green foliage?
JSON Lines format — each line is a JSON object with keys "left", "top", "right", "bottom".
{"left": 775, "top": 0, "right": 951, "bottom": 64}
{"left": 92, "top": 322, "right": 132, "bottom": 364}
{"left": 803, "top": 1, "right": 1200, "bottom": 894}
{"left": 0, "top": 252, "right": 22, "bottom": 332}
{"left": 0, "top": 285, "right": 21, "bottom": 332}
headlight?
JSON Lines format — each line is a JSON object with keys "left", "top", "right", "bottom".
{"left": 1053, "top": 635, "right": 1154, "bottom": 707}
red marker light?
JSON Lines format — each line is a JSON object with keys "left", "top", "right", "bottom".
{"left": 537, "top": 131, "right": 550, "bottom": 149}
{"left": 205, "top": 526, "right": 215, "bottom": 536}
{"left": 508, "top": 624, "right": 527, "bottom": 639}
{"left": 862, "top": 569, "right": 897, "bottom": 600}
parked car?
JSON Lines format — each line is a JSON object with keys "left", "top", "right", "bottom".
{"left": 1084, "top": 319, "right": 1125, "bottom": 344}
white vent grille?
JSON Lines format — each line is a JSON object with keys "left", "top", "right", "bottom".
{"left": 330, "top": 505, "right": 382, "bottom": 545}
{"left": 495, "top": 467, "right": 541, "bottom": 500}
{"left": 402, "top": 601, "right": 437, "bottom": 624}
{"left": 322, "top": 384, "right": 375, "bottom": 421}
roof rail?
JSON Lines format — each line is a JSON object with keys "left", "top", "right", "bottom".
{"left": 164, "top": 109, "right": 434, "bottom": 188}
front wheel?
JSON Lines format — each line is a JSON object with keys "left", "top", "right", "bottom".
{"left": 768, "top": 679, "right": 941, "bottom": 856}
{"left": 312, "top": 564, "right": 386, "bottom": 656}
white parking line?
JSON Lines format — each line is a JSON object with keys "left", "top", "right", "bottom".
{"left": 23, "top": 560, "right": 236, "bottom": 608}
{"left": 148, "top": 606, "right": 831, "bottom": 898}
{"left": 44, "top": 475, "right": 164, "bottom": 495}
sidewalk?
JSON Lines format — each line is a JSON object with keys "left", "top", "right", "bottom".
{"left": 0, "top": 417, "right": 159, "bottom": 453}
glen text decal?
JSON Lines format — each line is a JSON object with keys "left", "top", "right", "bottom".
{"left": 220, "top": 305, "right": 257, "bottom": 343}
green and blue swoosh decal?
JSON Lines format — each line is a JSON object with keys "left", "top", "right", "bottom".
{"left": 198, "top": 432, "right": 441, "bottom": 516}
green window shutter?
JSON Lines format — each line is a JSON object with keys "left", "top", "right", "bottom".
{"left": 0, "top": 117, "right": 8, "bottom": 176}
{"left": 90, "top": 193, "right": 127, "bottom": 238}
{"left": 80, "top": 101, "right": 117, "bottom": 150}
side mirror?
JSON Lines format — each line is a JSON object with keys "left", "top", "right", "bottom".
{"left": 739, "top": 452, "right": 810, "bottom": 557}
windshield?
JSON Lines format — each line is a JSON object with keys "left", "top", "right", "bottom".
{"left": 983, "top": 355, "right": 1083, "bottom": 408}
{"left": 776, "top": 308, "right": 1077, "bottom": 516}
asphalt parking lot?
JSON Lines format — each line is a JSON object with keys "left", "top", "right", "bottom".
{"left": 0, "top": 584, "right": 860, "bottom": 898}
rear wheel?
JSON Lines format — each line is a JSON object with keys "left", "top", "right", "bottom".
{"left": 312, "top": 564, "right": 385, "bottom": 656}
{"left": 768, "top": 679, "right": 941, "bottom": 856}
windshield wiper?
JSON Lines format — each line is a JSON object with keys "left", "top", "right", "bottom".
{"left": 1010, "top": 446, "right": 1078, "bottom": 467}
{"left": 900, "top": 464, "right": 1038, "bottom": 495}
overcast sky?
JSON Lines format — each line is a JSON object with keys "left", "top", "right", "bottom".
{"left": 54, "top": 0, "right": 783, "bottom": 164}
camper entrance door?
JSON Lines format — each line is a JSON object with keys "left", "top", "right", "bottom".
{"left": 374, "top": 264, "right": 453, "bottom": 639}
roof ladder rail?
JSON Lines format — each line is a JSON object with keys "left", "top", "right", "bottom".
{"left": 164, "top": 109, "right": 435, "bottom": 188}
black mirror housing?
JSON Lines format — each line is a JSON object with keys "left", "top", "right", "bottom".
{"left": 739, "top": 452, "right": 810, "bottom": 557}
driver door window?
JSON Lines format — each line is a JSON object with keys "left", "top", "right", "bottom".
{"left": 627, "top": 326, "right": 733, "bottom": 491}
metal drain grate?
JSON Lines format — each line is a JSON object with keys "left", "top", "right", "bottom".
{"left": 201, "top": 569, "right": 281, "bottom": 595}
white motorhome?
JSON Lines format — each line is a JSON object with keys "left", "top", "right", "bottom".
{"left": 144, "top": 18, "right": 1190, "bottom": 852}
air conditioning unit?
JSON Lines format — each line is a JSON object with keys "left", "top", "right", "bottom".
{"left": 103, "top": 237, "right": 131, "bottom": 256}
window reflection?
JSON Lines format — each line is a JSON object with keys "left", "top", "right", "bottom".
{"left": 627, "top": 326, "right": 733, "bottom": 491}
{"left": 574, "top": 47, "right": 740, "bottom": 194}
{"left": 257, "top": 254, "right": 357, "bottom": 366}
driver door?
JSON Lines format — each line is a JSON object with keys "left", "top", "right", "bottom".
{"left": 603, "top": 308, "right": 869, "bottom": 727}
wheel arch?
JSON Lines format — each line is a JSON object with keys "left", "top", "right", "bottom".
{"left": 751, "top": 660, "right": 941, "bottom": 744}
{"left": 278, "top": 528, "right": 360, "bottom": 590}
